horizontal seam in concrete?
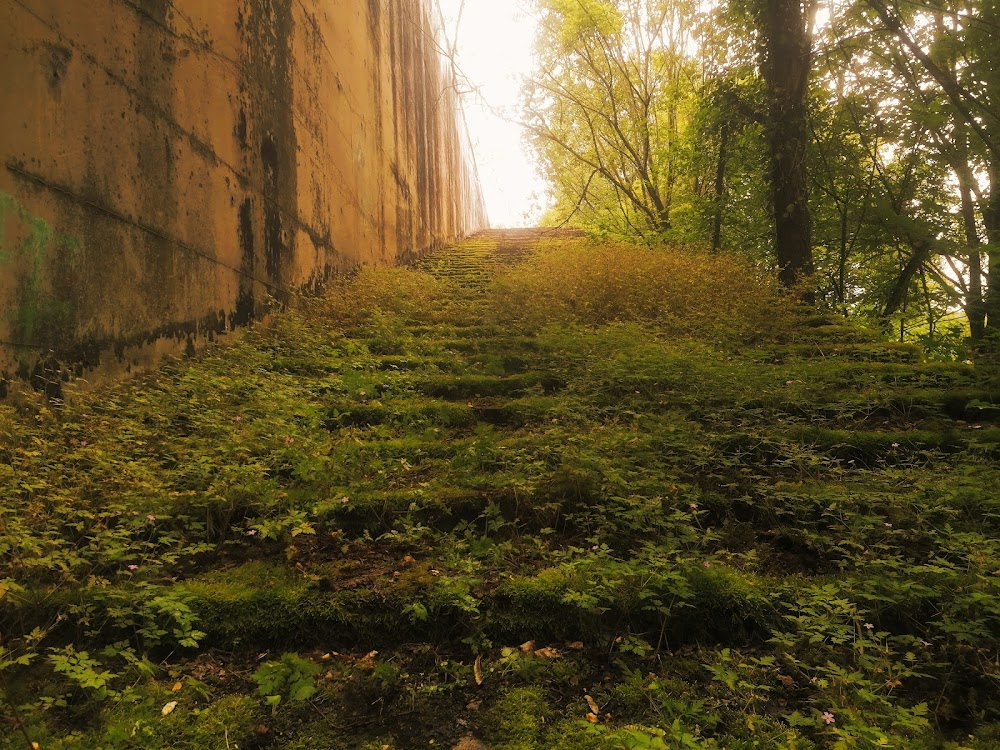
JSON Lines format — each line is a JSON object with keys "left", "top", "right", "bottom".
{"left": 290, "top": 0, "right": 367, "bottom": 116}
{"left": 117, "top": 0, "right": 452, "bottom": 238}
{"left": 120, "top": 0, "right": 369, "bottom": 139}
{"left": 0, "top": 338, "right": 62, "bottom": 352}
{"left": 6, "top": 162, "right": 293, "bottom": 296}
{"left": 11, "top": 0, "right": 365, "bottom": 241}
{"left": 14, "top": 0, "right": 366, "bottom": 188}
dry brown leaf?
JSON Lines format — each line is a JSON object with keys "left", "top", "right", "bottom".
{"left": 519, "top": 640, "right": 535, "bottom": 653}
{"left": 171, "top": 680, "right": 183, "bottom": 692}
{"left": 567, "top": 641, "right": 585, "bottom": 651}
{"left": 534, "top": 647, "right": 560, "bottom": 659}
{"left": 473, "top": 654, "right": 484, "bottom": 685}
{"left": 466, "top": 699, "right": 482, "bottom": 711}
{"left": 161, "top": 701, "right": 178, "bottom": 716}
{"left": 777, "top": 674, "right": 794, "bottom": 687}
{"left": 586, "top": 712, "right": 599, "bottom": 724}
{"left": 585, "top": 695, "right": 600, "bottom": 714}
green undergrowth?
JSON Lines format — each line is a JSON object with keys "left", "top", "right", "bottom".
{"left": 2, "top": 231, "right": 1000, "bottom": 748}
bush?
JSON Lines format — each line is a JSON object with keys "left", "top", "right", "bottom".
{"left": 315, "top": 267, "right": 455, "bottom": 325}
{"left": 489, "top": 239, "right": 793, "bottom": 342}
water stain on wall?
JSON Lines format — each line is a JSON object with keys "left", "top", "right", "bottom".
{"left": 0, "top": 0, "right": 487, "bottom": 395}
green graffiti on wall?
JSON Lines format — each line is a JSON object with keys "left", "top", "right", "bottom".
{"left": 0, "top": 192, "right": 16, "bottom": 263}
{"left": 0, "top": 191, "right": 80, "bottom": 349}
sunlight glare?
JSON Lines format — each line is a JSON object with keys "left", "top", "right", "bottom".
{"left": 437, "top": 0, "right": 549, "bottom": 227}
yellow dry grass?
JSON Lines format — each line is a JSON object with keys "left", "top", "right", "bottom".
{"left": 489, "top": 239, "right": 793, "bottom": 342}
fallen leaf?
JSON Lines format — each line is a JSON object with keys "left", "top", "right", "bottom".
{"left": 567, "top": 641, "right": 584, "bottom": 651}
{"left": 403, "top": 555, "right": 416, "bottom": 564}
{"left": 31, "top": 744, "right": 40, "bottom": 750}
{"left": 585, "top": 695, "right": 600, "bottom": 714}
{"left": 255, "top": 724, "right": 269, "bottom": 735}
{"left": 473, "top": 654, "right": 484, "bottom": 685}
{"left": 467, "top": 699, "right": 482, "bottom": 711}
{"left": 777, "top": 674, "right": 794, "bottom": 687}
{"left": 161, "top": 701, "right": 178, "bottom": 716}
{"left": 171, "top": 681, "right": 183, "bottom": 692}
{"left": 519, "top": 640, "right": 535, "bottom": 654}
{"left": 535, "top": 647, "right": 560, "bottom": 659}
{"left": 586, "top": 712, "right": 599, "bottom": 724}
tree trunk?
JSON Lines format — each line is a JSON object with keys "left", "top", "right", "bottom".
{"left": 956, "top": 166, "right": 986, "bottom": 340}
{"left": 882, "top": 239, "right": 932, "bottom": 321}
{"left": 985, "top": 165, "right": 1000, "bottom": 336}
{"left": 837, "top": 204, "right": 849, "bottom": 306}
{"left": 710, "top": 122, "right": 730, "bottom": 253}
{"left": 760, "top": 0, "right": 814, "bottom": 288}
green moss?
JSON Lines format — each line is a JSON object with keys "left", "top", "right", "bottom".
{"left": 760, "top": 341, "right": 922, "bottom": 364}
{"left": 182, "top": 562, "right": 405, "bottom": 647}
{"left": 5, "top": 232, "right": 1000, "bottom": 749}
{"left": 791, "top": 427, "right": 969, "bottom": 463}
{"left": 13, "top": 692, "right": 262, "bottom": 750}
{"left": 484, "top": 686, "right": 551, "bottom": 750}
{"left": 485, "top": 569, "right": 580, "bottom": 641}
{"left": 798, "top": 323, "right": 881, "bottom": 343}
{"left": 418, "top": 373, "right": 565, "bottom": 399}
{"left": 325, "top": 398, "right": 478, "bottom": 429}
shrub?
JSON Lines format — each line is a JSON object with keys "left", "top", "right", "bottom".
{"left": 489, "top": 239, "right": 793, "bottom": 342}
{"left": 315, "top": 267, "right": 455, "bottom": 325}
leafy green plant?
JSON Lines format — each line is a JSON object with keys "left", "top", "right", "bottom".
{"left": 253, "top": 652, "right": 322, "bottom": 713}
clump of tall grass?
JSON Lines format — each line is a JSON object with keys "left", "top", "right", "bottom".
{"left": 489, "top": 239, "right": 793, "bottom": 342}
{"left": 313, "top": 267, "right": 456, "bottom": 325}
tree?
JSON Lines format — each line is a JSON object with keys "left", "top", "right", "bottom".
{"left": 522, "top": 0, "right": 701, "bottom": 238}
{"left": 862, "top": 0, "right": 1000, "bottom": 337}
{"left": 757, "top": 0, "right": 817, "bottom": 287}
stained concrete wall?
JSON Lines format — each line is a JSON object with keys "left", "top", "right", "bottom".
{"left": 0, "top": 0, "right": 487, "bottom": 396}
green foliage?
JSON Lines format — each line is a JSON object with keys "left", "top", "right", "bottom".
{"left": 524, "top": 0, "right": 702, "bottom": 239}
{"left": 544, "top": 0, "right": 624, "bottom": 46}
{"left": 3, "top": 233, "right": 1000, "bottom": 747}
{"left": 524, "top": 0, "right": 1000, "bottom": 348}
{"left": 253, "top": 652, "right": 322, "bottom": 711}
{"left": 490, "top": 237, "right": 792, "bottom": 342}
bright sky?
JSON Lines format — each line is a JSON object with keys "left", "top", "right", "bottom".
{"left": 437, "top": 0, "right": 549, "bottom": 227}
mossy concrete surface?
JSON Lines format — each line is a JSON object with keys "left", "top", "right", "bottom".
{"left": 3, "top": 230, "right": 1000, "bottom": 748}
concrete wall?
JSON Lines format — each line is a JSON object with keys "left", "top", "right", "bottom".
{"left": 0, "top": 0, "right": 487, "bottom": 396}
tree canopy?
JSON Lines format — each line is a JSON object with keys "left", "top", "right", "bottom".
{"left": 522, "top": 0, "right": 1000, "bottom": 351}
